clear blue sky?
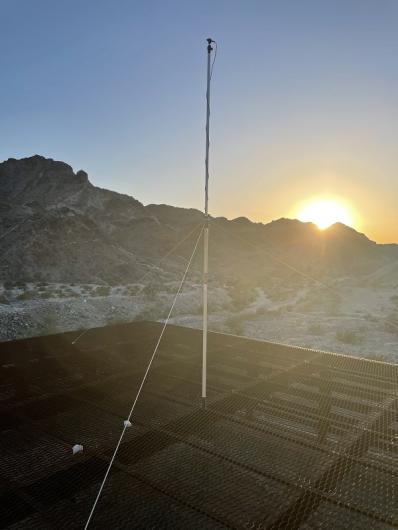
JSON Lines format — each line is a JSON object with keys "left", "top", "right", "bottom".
{"left": 2, "top": 0, "right": 398, "bottom": 241}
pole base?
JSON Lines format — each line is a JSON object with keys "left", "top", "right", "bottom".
{"left": 201, "top": 397, "right": 207, "bottom": 410}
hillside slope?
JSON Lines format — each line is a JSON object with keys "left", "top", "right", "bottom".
{"left": 1, "top": 155, "right": 397, "bottom": 286}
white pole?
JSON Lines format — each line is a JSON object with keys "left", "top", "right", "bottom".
{"left": 202, "top": 38, "right": 213, "bottom": 409}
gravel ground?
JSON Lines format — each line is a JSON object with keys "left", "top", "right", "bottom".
{"left": 1, "top": 282, "right": 397, "bottom": 364}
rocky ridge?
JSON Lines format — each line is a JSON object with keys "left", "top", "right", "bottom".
{"left": 1, "top": 155, "right": 397, "bottom": 287}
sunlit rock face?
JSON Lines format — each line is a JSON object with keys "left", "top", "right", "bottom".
{"left": 0, "top": 155, "right": 397, "bottom": 284}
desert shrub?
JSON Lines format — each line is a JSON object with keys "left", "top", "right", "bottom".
{"left": 193, "top": 302, "right": 203, "bottom": 315}
{"left": 257, "top": 306, "right": 283, "bottom": 317}
{"left": 390, "top": 295, "right": 398, "bottom": 306}
{"left": 124, "top": 285, "right": 140, "bottom": 296}
{"left": 163, "top": 283, "right": 179, "bottom": 294}
{"left": 18, "top": 290, "right": 36, "bottom": 300}
{"left": 366, "top": 353, "right": 388, "bottom": 362}
{"left": 39, "top": 290, "right": 60, "bottom": 299}
{"left": 308, "top": 323, "right": 323, "bottom": 335}
{"left": 59, "top": 288, "right": 79, "bottom": 298}
{"left": 364, "top": 312, "right": 378, "bottom": 323}
{"left": 40, "top": 312, "right": 60, "bottom": 335}
{"left": 255, "top": 306, "right": 269, "bottom": 316}
{"left": 0, "top": 294, "right": 10, "bottom": 305}
{"left": 266, "top": 288, "right": 292, "bottom": 303}
{"left": 228, "top": 282, "right": 256, "bottom": 311}
{"left": 226, "top": 313, "right": 246, "bottom": 335}
{"left": 142, "top": 283, "right": 162, "bottom": 298}
{"left": 385, "top": 312, "right": 398, "bottom": 334}
{"left": 94, "top": 286, "right": 110, "bottom": 297}
{"left": 335, "top": 329, "right": 362, "bottom": 345}
{"left": 106, "top": 314, "right": 122, "bottom": 326}
{"left": 135, "top": 306, "right": 163, "bottom": 321}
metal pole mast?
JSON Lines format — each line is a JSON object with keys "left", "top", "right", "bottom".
{"left": 202, "top": 38, "right": 214, "bottom": 409}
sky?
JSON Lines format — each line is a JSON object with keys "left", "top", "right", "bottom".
{"left": 1, "top": 0, "right": 398, "bottom": 243}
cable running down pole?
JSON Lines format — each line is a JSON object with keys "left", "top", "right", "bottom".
{"left": 202, "top": 38, "right": 215, "bottom": 409}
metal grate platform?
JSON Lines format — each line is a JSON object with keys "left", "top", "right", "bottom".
{"left": 0, "top": 321, "right": 397, "bottom": 529}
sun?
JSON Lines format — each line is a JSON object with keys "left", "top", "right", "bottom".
{"left": 296, "top": 198, "right": 354, "bottom": 230}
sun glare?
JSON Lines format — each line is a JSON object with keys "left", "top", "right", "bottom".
{"left": 296, "top": 199, "right": 354, "bottom": 230}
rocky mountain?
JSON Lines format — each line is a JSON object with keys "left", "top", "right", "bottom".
{"left": 1, "top": 155, "right": 397, "bottom": 287}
